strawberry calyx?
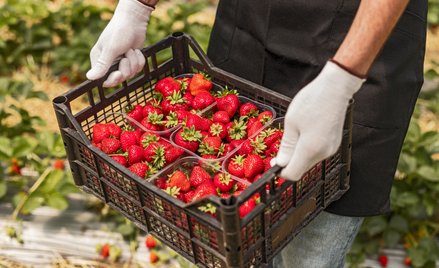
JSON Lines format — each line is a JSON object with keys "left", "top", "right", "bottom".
{"left": 232, "top": 154, "right": 245, "bottom": 166}
{"left": 166, "top": 91, "right": 186, "bottom": 105}
{"left": 219, "top": 173, "right": 232, "bottom": 185}
{"left": 147, "top": 112, "right": 164, "bottom": 125}
{"left": 198, "top": 203, "right": 217, "bottom": 215}
{"left": 229, "top": 119, "right": 247, "bottom": 140}
{"left": 141, "top": 133, "right": 160, "bottom": 148}
{"left": 181, "top": 126, "right": 203, "bottom": 142}
{"left": 215, "top": 86, "right": 238, "bottom": 97}
{"left": 151, "top": 146, "right": 165, "bottom": 169}
{"left": 198, "top": 142, "right": 216, "bottom": 156}
{"left": 165, "top": 111, "right": 179, "bottom": 128}
{"left": 164, "top": 186, "right": 181, "bottom": 197}
{"left": 250, "top": 135, "right": 267, "bottom": 155}
{"left": 209, "top": 123, "right": 224, "bottom": 137}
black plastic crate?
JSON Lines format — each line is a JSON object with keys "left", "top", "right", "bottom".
{"left": 53, "top": 33, "right": 353, "bottom": 268}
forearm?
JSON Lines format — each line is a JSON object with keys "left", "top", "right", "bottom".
{"left": 333, "top": 0, "right": 410, "bottom": 77}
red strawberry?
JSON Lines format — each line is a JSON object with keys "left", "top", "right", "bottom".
{"left": 230, "top": 139, "right": 244, "bottom": 149}
{"left": 378, "top": 255, "right": 388, "bottom": 267}
{"left": 257, "top": 111, "right": 273, "bottom": 124}
{"left": 267, "top": 140, "right": 281, "bottom": 156}
{"left": 142, "top": 105, "right": 162, "bottom": 118}
{"left": 174, "top": 127, "right": 202, "bottom": 152}
{"left": 236, "top": 180, "right": 249, "bottom": 191}
{"left": 243, "top": 154, "right": 264, "bottom": 179}
{"left": 403, "top": 257, "right": 411, "bottom": 266}
{"left": 107, "top": 123, "right": 122, "bottom": 138}
{"left": 111, "top": 155, "right": 127, "bottom": 166}
{"left": 141, "top": 112, "right": 164, "bottom": 131}
{"left": 247, "top": 120, "right": 264, "bottom": 137}
{"left": 228, "top": 155, "right": 245, "bottom": 178}
{"left": 209, "top": 122, "right": 227, "bottom": 139}
{"left": 190, "top": 165, "right": 212, "bottom": 188}
{"left": 276, "top": 178, "right": 286, "bottom": 188}
{"left": 175, "top": 110, "right": 189, "bottom": 122}
{"left": 192, "top": 181, "right": 217, "bottom": 201}
{"left": 155, "top": 76, "right": 181, "bottom": 97}
{"left": 183, "top": 191, "right": 196, "bottom": 203}
{"left": 183, "top": 91, "right": 194, "bottom": 107}
{"left": 253, "top": 174, "right": 262, "bottom": 182}
{"left": 189, "top": 73, "right": 212, "bottom": 96}
{"left": 101, "top": 138, "right": 121, "bottom": 154}
{"left": 216, "top": 89, "right": 240, "bottom": 117}
{"left": 126, "top": 104, "right": 144, "bottom": 123}
{"left": 239, "top": 198, "right": 256, "bottom": 218}
{"left": 145, "top": 235, "right": 157, "bottom": 249}
{"left": 100, "top": 243, "right": 110, "bottom": 258}
{"left": 144, "top": 142, "right": 165, "bottom": 167}
{"left": 149, "top": 251, "right": 159, "bottom": 263}
{"left": 212, "top": 111, "right": 230, "bottom": 124}
{"left": 161, "top": 92, "right": 189, "bottom": 114}
{"left": 261, "top": 129, "right": 283, "bottom": 149}
{"left": 129, "top": 162, "right": 148, "bottom": 178}
{"left": 192, "top": 91, "right": 215, "bottom": 110}
{"left": 139, "top": 132, "right": 160, "bottom": 148}
{"left": 169, "top": 170, "right": 190, "bottom": 192}
{"left": 220, "top": 193, "right": 231, "bottom": 199}
{"left": 238, "top": 140, "right": 253, "bottom": 155}
{"left": 127, "top": 145, "right": 145, "bottom": 165}
{"left": 155, "top": 177, "right": 168, "bottom": 189}
{"left": 264, "top": 156, "right": 273, "bottom": 172}
{"left": 120, "top": 131, "right": 139, "bottom": 151}
{"left": 214, "top": 172, "right": 235, "bottom": 192}
{"left": 164, "top": 147, "right": 184, "bottom": 164}
{"left": 221, "top": 143, "right": 232, "bottom": 157}
{"left": 239, "top": 103, "right": 259, "bottom": 117}
{"left": 92, "top": 123, "right": 110, "bottom": 143}
{"left": 198, "top": 136, "right": 222, "bottom": 156}
{"left": 53, "top": 159, "right": 65, "bottom": 170}
{"left": 234, "top": 190, "right": 243, "bottom": 196}
{"left": 185, "top": 113, "right": 211, "bottom": 131}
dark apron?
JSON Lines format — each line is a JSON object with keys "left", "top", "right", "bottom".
{"left": 207, "top": 0, "right": 428, "bottom": 216}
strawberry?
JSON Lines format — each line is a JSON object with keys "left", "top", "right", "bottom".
{"left": 267, "top": 140, "right": 280, "bottom": 157}
{"left": 192, "top": 181, "right": 217, "bottom": 202}
{"left": 142, "top": 105, "right": 162, "bottom": 118}
{"left": 192, "top": 91, "right": 215, "bottom": 110}
{"left": 120, "top": 130, "right": 139, "bottom": 152}
{"left": 145, "top": 235, "right": 157, "bottom": 249}
{"left": 239, "top": 198, "right": 256, "bottom": 218}
{"left": 234, "top": 190, "right": 243, "bottom": 196}
{"left": 238, "top": 140, "right": 253, "bottom": 155}
{"left": 168, "top": 170, "right": 190, "bottom": 192}
{"left": 185, "top": 113, "right": 211, "bottom": 131}
{"left": 174, "top": 127, "right": 202, "bottom": 152}
{"left": 129, "top": 162, "right": 148, "bottom": 178}
{"left": 378, "top": 255, "right": 388, "bottom": 267}
{"left": 183, "top": 91, "right": 194, "bottom": 107}
{"left": 227, "top": 119, "right": 247, "bottom": 141}
{"left": 155, "top": 76, "right": 181, "bottom": 97}
{"left": 149, "top": 251, "right": 159, "bottom": 263}
{"left": 243, "top": 154, "right": 264, "bottom": 179}
{"left": 126, "top": 104, "right": 144, "bottom": 123}
{"left": 198, "top": 203, "right": 217, "bottom": 217}
{"left": 127, "top": 145, "right": 145, "bottom": 165}
{"left": 403, "top": 257, "right": 411, "bottom": 266}
{"left": 144, "top": 142, "right": 165, "bottom": 167}
{"left": 236, "top": 180, "right": 249, "bottom": 191}
{"left": 53, "top": 159, "right": 65, "bottom": 170}
{"left": 239, "top": 103, "right": 259, "bottom": 117}
{"left": 189, "top": 73, "right": 212, "bottom": 96}
{"left": 212, "top": 111, "right": 230, "bottom": 124}
{"left": 213, "top": 172, "right": 235, "bottom": 192}
{"left": 257, "top": 111, "right": 273, "bottom": 124}
{"left": 92, "top": 123, "right": 110, "bottom": 143}
{"left": 139, "top": 132, "right": 160, "bottom": 148}
{"left": 190, "top": 165, "right": 212, "bottom": 188}
{"left": 221, "top": 143, "right": 233, "bottom": 157}
{"left": 101, "top": 138, "right": 121, "bottom": 154}
{"left": 111, "top": 155, "right": 127, "bottom": 167}
{"left": 253, "top": 174, "right": 262, "bottom": 182}
{"left": 247, "top": 120, "right": 264, "bottom": 137}
{"left": 216, "top": 88, "right": 240, "bottom": 117}
{"left": 175, "top": 110, "right": 189, "bottom": 122}
{"left": 220, "top": 193, "right": 231, "bottom": 199}
{"left": 154, "top": 177, "right": 168, "bottom": 189}
{"left": 163, "top": 111, "right": 179, "bottom": 130}
{"left": 198, "top": 136, "right": 223, "bottom": 156}
{"left": 100, "top": 243, "right": 110, "bottom": 258}
{"left": 209, "top": 122, "right": 227, "bottom": 139}
{"left": 107, "top": 123, "right": 122, "bottom": 138}
{"left": 228, "top": 155, "right": 245, "bottom": 178}
{"left": 260, "top": 128, "right": 283, "bottom": 148}
{"left": 140, "top": 112, "right": 163, "bottom": 131}
{"left": 164, "top": 147, "right": 184, "bottom": 164}
{"left": 183, "top": 191, "right": 196, "bottom": 203}
{"left": 276, "top": 178, "right": 286, "bottom": 188}
{"left": 230, "top": 139, "right": 244, "bottom": 149}
{"left": 161, "top": 91, "right": 189, "bottom": 115}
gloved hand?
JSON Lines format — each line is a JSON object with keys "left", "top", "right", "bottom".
{"left": 86, "top": 0, "right": 153, "bottom": 87}
{"left": 272, "top": 61, "right": 365, "bottom": 181}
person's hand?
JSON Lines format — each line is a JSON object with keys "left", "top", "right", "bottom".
{"left": 86, "top": 0, "right": 153, "bottom": 87}
{"left": 272, "top": 61, "right": 365, "bottom": 181}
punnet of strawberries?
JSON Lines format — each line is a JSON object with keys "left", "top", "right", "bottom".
{"left": 88, "top": 73, "right": 288, "bottom": 219}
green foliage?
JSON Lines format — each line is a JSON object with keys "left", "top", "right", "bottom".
{"left": 429, "top": 0, "right": 439, "bottom": 27}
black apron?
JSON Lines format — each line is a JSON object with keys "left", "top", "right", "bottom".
{"left": 207, "top": 0, "right": 428, "bottom": 216}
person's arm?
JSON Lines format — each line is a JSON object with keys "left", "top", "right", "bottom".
{"left": 275, "top": 0, "right": 411, "bottom": 181}
{"left": 86, "top": 0, "right": 161, "bottom": 87}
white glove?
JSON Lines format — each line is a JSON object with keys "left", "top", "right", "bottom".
{"left": 272, "top": 61, "right": 365, "bottom": 181}
{"left": 86, "top": 0, "right": 153, "bottom": 87}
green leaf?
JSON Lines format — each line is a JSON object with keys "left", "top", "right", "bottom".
{"left": 39, "top": 170, "right": 64, "bottom": 193}
{"left": 46, "top": 192, "right": 68, "bottom": 211}
{"left": 58, "top": 183, "right": 79, "bottom": 195}
{"left": 0, "top": 180, "right": 7, "bottom": 198}
{"left": 383, "top": 229, "right": 401, "bottom": 247}
{"left": 389, "top": 215, "right": 409, "bottom": 233}
{"left": 365, "top": 216, "right": 387, "bottom": 236}
{"left": 397, "top": 153, "right": 417, "bottom": 174}
{"left": 0, "top": 137, "right": 13, "bottom": 160}
{"left": 116, "top": 223, "right": 134, "bottom": 236}
{"left": 409, "top": 247, "right": 428, "bottom": 267}
{"left": 21, "top": 194, "right": 45, "bottom": 214}
{"left": 396, "top": 191, "right": 419, "bottom": 206}
{"left": 417, "top": 166, "right": 439, "bottom": 182}
{"left": 12, "top": 136, "right": 39, "bottom": 158}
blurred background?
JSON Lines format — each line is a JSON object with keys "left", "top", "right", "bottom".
{"left": 0, "top": 0, "right": 438, "bottom": 267}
